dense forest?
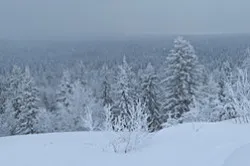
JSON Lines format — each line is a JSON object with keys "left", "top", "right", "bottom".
{"left": 1, "top": 34, "right": 250, "bottom": 136}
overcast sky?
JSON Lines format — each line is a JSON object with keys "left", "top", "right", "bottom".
{"left": 0, "top": 0, "right": 250, "bottom": 40}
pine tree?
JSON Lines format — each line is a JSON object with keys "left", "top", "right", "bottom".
{"left": 0, "top": 75, "right": 7, "bottom": 114}
{"left": 14, "top": 67, "right": 40, "bottom": 134}
{"left": 161, "top": 36, "right": 202, "bottom": 123}
{"left": 100, "top": 64, "right": 113, "bottom": 107}
{"left": 55, "top": 70, "right": 74, "bottom": 131}
{"left": 0, "top": 75, "right": 11, "bottom": 136}
{"left": 219, "top": 61, "right": 234, "bottom": 83}
{"left": 7, "top": 66, "right": 40, "bottom": 135}
{"left": 228, "top": 68, "right": 250, "bottom": 122}
{"left": 74, "top": 61, "right": 87, "bottom": 83}
{"left": 241, "top": 47, "right": 250, "bottom": 71}
{"left": 6, "top": 66, "right": 24, "bottom": 135}
{"left": 56, "top": 70, "right": 73, "bottom": 112}
{"left": 71, "top": 80, "right": 92, "bottom": 130}
{"left": 199, "top": 74, "right": 221, "bottom": 122}
{"left": 113, "top": 56, "right": 136, "bottom": 128}
{"left": 216, "top": 62, "right": 237, "bottom": 121}
{"left": 141, "top": 63, "right": 162, "bottom": 131}
{"left": 71, "top": 79, "right": 103, "bottom": 131}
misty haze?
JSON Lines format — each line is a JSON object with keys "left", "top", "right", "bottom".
{"left": 0, "top": 1, "right": 250, "bottom": 166}
{"left": 1, "top": 0, "right": 250, "bottom": 39}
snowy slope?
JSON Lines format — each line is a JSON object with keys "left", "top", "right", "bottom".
{"left": 223, "top": 143, "right": 250, "bottom": 166}
{"left": 0, "top": 122, "right": 250, "bottom": 166}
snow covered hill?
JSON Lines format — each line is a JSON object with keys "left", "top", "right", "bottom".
{"left": 1, "top": 122, "right": 250, "bottom": 166}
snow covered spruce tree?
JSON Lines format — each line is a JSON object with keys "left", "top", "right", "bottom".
{"left": 70, "top": 79, "right": 102, "bottom": 131}
{"left": 55, "top": 70, "right": 102, "bottom": 132}
{"left": 4, "top": 66, "right": 23, "bottom": 135}
{"left": 227, "top": 69, "right": 250, "bottom": 123}
{"left": 100, "top": 64, "right": 113, "bottom": 107}
{"left": 0, "top": 75, "right": 7, "bottom": 114}
{"left": 241, "top": 47, "right": 250, "bottom": 73}
{"left": 161, "top": 36, "right": 202, "bottom": 123}
{"left": 141, "top": 63, "right": 162, "bottom": 132}
{"left": 56, "top": 70, "right": 73, "bottom": 112}
{"left": 0, "top": 75, "right": 11, "bottom": 136}
{"left": 197, "top": 73, "right": 222, "bottom": 122}
{"left": 55, "top": 70, "right": 74, "bottom": 131}
{"left": 213, "top": 61, "right": 237, "bottom": 121}
{"left": 112, "top": 56, "right": 137, "bottom": 130}
{"left": 17, "top": 67, "right": 40, "bottom": 134}
{"left": 7, "top": 66, "right": 40, "bottom": 135}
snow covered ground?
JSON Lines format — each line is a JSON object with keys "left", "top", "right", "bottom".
{"left": 223, "top": 142, "right": 250, "bottom": 166}
{"left": 0, "top": 122, "right": 250, "bottom": 166}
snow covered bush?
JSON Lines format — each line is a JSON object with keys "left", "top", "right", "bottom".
{"left": 104, "top": 99, "right": 150, "bottom": 153}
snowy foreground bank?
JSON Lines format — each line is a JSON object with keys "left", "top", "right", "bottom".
{"left": 0, "top": 122, "right": 250, "bottom": 166}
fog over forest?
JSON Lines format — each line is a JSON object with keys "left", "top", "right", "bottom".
{"left": 1, "top": 0, "right": 250, "bottom": 39}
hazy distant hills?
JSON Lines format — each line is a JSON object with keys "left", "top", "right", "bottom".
{"left": 0, "top": 34, "right": 250, "bottom": 71}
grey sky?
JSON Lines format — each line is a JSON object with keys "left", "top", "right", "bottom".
{"left": 0, "top": 0, "right": 250, "bottom": 39}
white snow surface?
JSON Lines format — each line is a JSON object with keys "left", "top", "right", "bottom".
{"left": 1, "top": 122, "right": 250, "bottom": 166}
{"left": 223, "top": 143, "right": 250, "bottom": 166}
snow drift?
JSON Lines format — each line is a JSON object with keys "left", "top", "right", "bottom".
{"left": 0, "top": 122, "right": 250, "bottom": 166}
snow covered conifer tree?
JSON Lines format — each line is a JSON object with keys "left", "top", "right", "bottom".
{"left": 74, "top": 61, "right": 87, "bottom": 83}
{"left": 55, "top": 70, "right": 74, "bottom": 131}
{"left": 219, "top": 61, "right": 234, "bottom": 83}
{"left": 141, "top": 63, "right": 162, "bottom": 131}
{"left": 14, "top": 66, "right": 40, "bottom": 134}
{"left": 100, "top": 64, "right": 113, "bottom": 107}
{"left": 0, "top": 75, "right": 11, "bottom": 136}
{"left": 70, "top": 79, "right": 100, "bottom": 131}
{"left": 241, "top": 47, "right": 250, "bottom": 73}
{"left": 7, "top": 66, "right": 40, "bottom": 135}
{"left": 197, "top": 74, "right": 222, "bottom": 122}
{"left": 112, "top": 56, "right": 136, "bottom": 128}
{"left": 215, "top": 62, "right": 237, "bottom": 121}
{"left": 6, "top": 65, "right": 25, "bottom": 135}
{"left": 161, "top": 36, "right": 202, "bottom": 123}
{"left": 228, "top": 68, "right": 250, "bottom": 123}
{"left": 0, "top": 75, "right": 7, "bottom": 114}
{"left": 56, "top": 70, "right": 73, "bottom": 112}
{"left": 68, "top": 80, "right": 86, "bottom": 130}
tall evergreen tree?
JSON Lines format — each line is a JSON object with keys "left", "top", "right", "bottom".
{"left": 7, "top": 66, "right": 40, "bottom": 135}
{"left": 55, "top": 70, "right": 74, "bottom": 131}
{"left": 198, "top": 74, "right": 222, "bottom": 122}
{"left": 70, "top": 79, "right": 99, "bottom": 131}
{"left": 215, "top": 62, "right": 237, "bottom": 121}
{"left": 15, "top": 67, "right": 40, "bottom": 134}
{"left": 74, "top": 61, "right": 87, "bottom": 83}
{"left": 161, "top": 36, "right": 202, "bottom": 123}
{"left": 227, "top": 68, "right": 250, "bottom": 122}
{"left": 56, "top": 70, "right": 73, "bottom": 112}
{"left": 0, "top": 75, "right": 11, "bottom": 136}
{"left": 241, "top": 47, "right": 250, "bottom": 72}
{"left": 141, "top": 63, "right": 162, "bottom": 131}
{"left": 0, "top": 75, "right": 7, "bottom": 114}
{"left": 6, "top": 66, "right": 25, "bottom": 135}
{"left": 100, "top": 64, "right": 113, "bottom": 107}
{"left": 112, "top": 56, "right": 136, "bottom": 128}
